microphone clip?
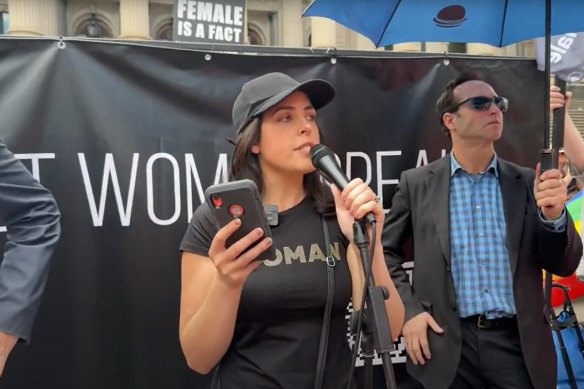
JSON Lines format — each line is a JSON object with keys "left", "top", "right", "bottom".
{"left": 263, "top": 204, "right": 279, "bottom": 227}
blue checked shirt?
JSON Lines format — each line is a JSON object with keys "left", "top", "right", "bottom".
{"left": 449, "top": 154, "right": 566, "bottom": 318}
{"left": 449, "top": 154, "right": 515, "bottom": 318}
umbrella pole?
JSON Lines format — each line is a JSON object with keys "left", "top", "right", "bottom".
{"left": 540, "top": 0, "right": 567, "bottom": 171}
{"left": 542, "top": 0, "right": 568, "bottom": 327}
{"left": 540, "top": 0, "right": 556, "bottom": 173}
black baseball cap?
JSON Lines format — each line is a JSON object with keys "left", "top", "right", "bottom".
{"left": 232, "top": 72, "right": 336, "bottom": 135}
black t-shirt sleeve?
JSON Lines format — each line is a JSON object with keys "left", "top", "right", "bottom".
{"left": 180, "top": 203, "right": 218, "bottom": 256}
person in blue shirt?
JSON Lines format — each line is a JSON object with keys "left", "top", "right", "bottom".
{"left": 383, "top": 73, "right": 582, "bottom": 389}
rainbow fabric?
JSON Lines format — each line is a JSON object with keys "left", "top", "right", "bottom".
{"left": 550, "top": 190, "right": 584, "bottom": 307}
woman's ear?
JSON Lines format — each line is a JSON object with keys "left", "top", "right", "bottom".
{"left": 251, "top": 144, "right": 260, "bottom": 154}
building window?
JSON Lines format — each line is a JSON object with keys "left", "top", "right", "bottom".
{"left": 248, "top": 26, "right": 264, "bottom": 45}
{"left": 448, "top": 42, "right": 467, "bottom": 53}
{"left": 155, "top": 20, "right": 173, "bottom": 41}
{"left": 75, "top": 14, "right": 113, "bottom": 38}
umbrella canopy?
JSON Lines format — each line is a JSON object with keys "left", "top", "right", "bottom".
{"left": 304, "top": 0, "right": 584, "bottom": 161}
{"left": 303, "top": 0, "right": 584, "bottom": 48}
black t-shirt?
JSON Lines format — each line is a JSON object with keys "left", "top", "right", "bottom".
{"left": 180, "top": 196, "right": 356, "bottom": 389}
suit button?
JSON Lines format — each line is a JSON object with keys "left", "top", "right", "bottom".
{"left": 446, "top": 266, "right": 451, "bottom": 272}
{"left": 451, "top": 305, "right": 457, "bottom": 312}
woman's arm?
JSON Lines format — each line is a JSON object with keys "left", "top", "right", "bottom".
{"left": 331, "top": 179, "right": 405, "bottom": 341}
{"left": 550, "top": 86, "right": 584, "bottom": 171}
{"left": 179, "top": 253, "right": 242, "bottom": 374}
{"left": 563, "top": 113, "right": 584, "bottom": 172}
{"left": 179, "top": 219, "right": 271, "bottom": 374}
{"left": 347, "top": 240, "right": 405, "bottom": 341}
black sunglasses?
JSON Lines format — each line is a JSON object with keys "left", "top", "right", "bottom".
{"left": 447, "top": 96, "right": 509, "bottom": 113}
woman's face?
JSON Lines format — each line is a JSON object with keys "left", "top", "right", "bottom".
{"left": 252, "top": 91, "right": 320, "bottom": 177}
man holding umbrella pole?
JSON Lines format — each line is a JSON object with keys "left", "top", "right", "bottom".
{"left": 383, "top": 73, "right": 582, "bottom": 389}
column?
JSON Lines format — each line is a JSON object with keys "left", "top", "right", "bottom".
{"left": 310, "top": 17, "right": 336, "bottom": 48}
{"left": 393, "top": 42, "right": 421, "bottom": 52}
{"left": 466, "top": 43, "right": 501, "bottom": 56}
{"left": 424, "top": 42, "right": 449, "bottom": 53}
{"left": 7, "top": 0, "right": 59, "bottom": 36}
{"left": 280, "top": 0, "right": 303, "bottom": 47}
{"left": 119, "top": 0, "right": 150, "bottom": 40}
{"left": 355, "top": 32, "right": 376, "bottom": 51}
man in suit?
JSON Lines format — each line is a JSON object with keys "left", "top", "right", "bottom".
{"left": 383, "top": 73, "right": 582, "bottom": 389}
{"left": 0, "top": 141, "right": 60, "bottom": 377}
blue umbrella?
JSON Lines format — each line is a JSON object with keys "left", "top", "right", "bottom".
{"left": 303, "top": 0, "right": 584, "bottom": 48}
{"left": 304, "top": 0, "right": 584, "bottom": 162}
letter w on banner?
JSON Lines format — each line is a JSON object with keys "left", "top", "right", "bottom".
{"left": 173, "top": 0, "right": 246, "bottom": 44}
{"left": 536, "top": 33, "right": 584, "bottom": 82}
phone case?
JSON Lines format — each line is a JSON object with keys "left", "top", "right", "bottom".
{"left": 205, "top": 179, "right": 275, "bottom": 261}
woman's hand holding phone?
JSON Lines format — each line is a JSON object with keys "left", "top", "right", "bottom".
{"left": 208, "top": 218, "right": 273, "bottom": 290}
{"left": 205, "top": 179, "right": 276, "bottom": 289}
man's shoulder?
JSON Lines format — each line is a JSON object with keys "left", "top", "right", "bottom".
{"left": 497, "top": 157, "right": 535, "bottom": 179}
{"left": 402, "top": 155, "right": 449, "bottom": 179}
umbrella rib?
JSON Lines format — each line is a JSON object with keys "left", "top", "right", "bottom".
{"left": 377, "top": 0, "right": 403, "bottom": 47}
{"left": 499, "top": 0, "right": 510, "bottom": 47}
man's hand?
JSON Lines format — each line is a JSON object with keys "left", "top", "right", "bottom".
{"left": 0, "top": 331, "right": 17, "bottom": 377}
{"left": 402, "top": 312, "right": 443, "bottom": 365}
{"left": 534, "top": 163, "right": 567, "bottom": 221}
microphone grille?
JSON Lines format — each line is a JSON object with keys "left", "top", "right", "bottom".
{"left": 310, "top": 144, "right": 333, "bottom": 167}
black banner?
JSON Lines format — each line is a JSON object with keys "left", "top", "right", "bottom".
{"left": 0, "top": 38, "right": 545, "bottom": 389}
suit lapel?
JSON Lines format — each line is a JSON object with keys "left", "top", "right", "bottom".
{"left": 428, "top": 157, "right": 451, "bottom": 266}
{"left": 498, "top": 159, "right": 526, "bottom": 276}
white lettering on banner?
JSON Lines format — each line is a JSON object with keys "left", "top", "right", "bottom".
{"left": 185, "top": 154, "right": 205, "bottom": 219}
{"left": 550, "top": 33, "right": 578, "bottom": 64}
{"left": 335, "top": 149, "right": 447, "bottom": 213}
{"left": 185, "top": 152, "right": 227, "bottom": 222}
{"left": 78, "top": 153, "right": 139, "bottom": 227}
{"left": 208, "top": 25, "right": 242, "bottom": 42}
{"left": 195, "top": 23, "right": 205, "bottom": 38}
{"left": 0, "top": 149, "right": 447, "bottom": 232}
{"left": 0, "top": 149, "right": 450, "bottom": 230}
{"left": 0, "top": 153, "right": 56, "bottom": 233}
{"left": 416, "top": 150, "right": 428, "bottom": 167}
{"left": 346, "top": 152, "right": 372, "bottom": 185}
{"left": 377, "top": 151, "right": 401, "bottom": 205}
{"left": 177, "top": 21, "right": 193, "bottom": 37}
{"left": 146, "top": 153, "right": 181, "bottom": 226}
{"left": 14, "top": 153, "right": 56, "bottom": 181}
{"left": 175, "top": 0, "right": 244, "bottom": 43}
{"left": 177, "top": 1, "right": 243, "bottom": 25}
{"left": 78, "top": 153, "right": 229, "bottom": 227}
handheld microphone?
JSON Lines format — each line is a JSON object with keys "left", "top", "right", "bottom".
{"left": 310, "top": 144, "right": 376, "bottom": 224}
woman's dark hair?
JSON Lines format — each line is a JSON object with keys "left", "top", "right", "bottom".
{"left": 229, "top": 117, "right": 335, "bottom": 215}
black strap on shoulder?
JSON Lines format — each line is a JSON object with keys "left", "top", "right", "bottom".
{"left": 314, "top": 216, "right": 335, "bottom": 389}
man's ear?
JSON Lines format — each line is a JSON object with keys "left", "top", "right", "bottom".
{"left": 442, "top": 112, "right": 455, "bottom": 131}
{"left": 251, "top": 144, "right": 260, "bottom": 154}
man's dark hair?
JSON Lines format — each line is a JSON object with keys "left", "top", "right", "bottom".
{"left": 435, "top": 72, "right": 484, "bottom": 138}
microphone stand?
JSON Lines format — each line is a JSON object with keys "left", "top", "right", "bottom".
{"left": 348, "top": 219, "right": 397, "bottom": 389}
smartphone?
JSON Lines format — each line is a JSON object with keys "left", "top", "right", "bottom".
{"left": 205, "top": 179, "right": 275, "bottom": 261}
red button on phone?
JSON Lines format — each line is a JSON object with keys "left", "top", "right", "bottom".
{"left": 229, "top": 204, "right": 244, "bottom": 218}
